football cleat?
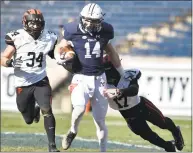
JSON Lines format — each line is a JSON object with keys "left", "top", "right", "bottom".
{"left": 165, "top": 141, "right": 176, "bottom": 152}
{"left": 62, "top": 131, "right": 77, "bottom": 150}
{"left": 172, "top": 126, "right": 185, "bottom": 151}
{"left": 48, "top": 143, "right": 60, "bottom": 152}
{"left": 33, "top": 105, "right": 40, "bottom": 123}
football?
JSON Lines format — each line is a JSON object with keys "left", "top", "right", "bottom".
{"left": 60, "top": 45, "right": 75, "bottom": 60}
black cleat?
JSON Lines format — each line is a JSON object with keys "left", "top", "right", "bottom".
{"left": 165, "top": 141, "right": 176, "bottom": 152}
{"left": 33, "top": 105, "right": 40, "bottom": 123}
{"left": 62, "top": 131, "right": 77, "bottom": 150}
{"left": 49, "top": 143, "right": 60, "bottom": 152}
{"left": 172, "top": 126, "right": 185, "bottom": 151}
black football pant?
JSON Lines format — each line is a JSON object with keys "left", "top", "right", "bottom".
{"left": 119, "top": 96, "right": 178, "bottom": 149}
{"left": 16, "top": 76, "right": 56, "bottom": 144}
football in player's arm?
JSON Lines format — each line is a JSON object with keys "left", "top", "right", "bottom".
{"left": 54, "top": 3, "right": 124, "bottom": 152}
{"left": 103, "top": 56, "right": 184, "bottom": 152}
{"left": 1, "top": 9, "right": 59, "bottom": 152}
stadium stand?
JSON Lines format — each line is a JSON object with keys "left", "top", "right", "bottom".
{"left": 1, "top": 1, "right": 191, "bottom": 57}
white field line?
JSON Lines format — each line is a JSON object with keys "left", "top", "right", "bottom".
{"left": 2, "top": 132, "right": 163, "bottom": 151}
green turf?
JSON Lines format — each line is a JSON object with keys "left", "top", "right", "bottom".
{"left": 1, "top": 111, "right": 192, "bottom": 152}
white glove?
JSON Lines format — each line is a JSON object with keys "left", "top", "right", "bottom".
{"left": 56, "top": 52, "right": 66, "bottom": 65}
{"left": 103, "top": 88, "right": 120, "bottom": 99}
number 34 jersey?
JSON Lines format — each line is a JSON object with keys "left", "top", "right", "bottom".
{"left": 5, "top": 29, "right": 57, "bottom": 87}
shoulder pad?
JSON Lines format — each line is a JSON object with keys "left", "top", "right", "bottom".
{"left": 101, "top": 22, "right": 114, "bottom": 40}
{"left": 5, "top": 29, "right": 22, "bottom": 46}
{"left": 63, "top": 21, "right": 79, "bottom": 40}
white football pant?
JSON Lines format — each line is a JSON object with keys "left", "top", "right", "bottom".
{"left": 69, "top": 73, "right": 108, "bottom": 152}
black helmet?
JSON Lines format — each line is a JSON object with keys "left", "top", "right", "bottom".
{"left": 22, "top": 9, "right": 45, "bottom": 40}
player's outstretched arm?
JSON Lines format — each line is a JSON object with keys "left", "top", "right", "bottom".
{"left": 1, "top": 45, "right": 15, "bottom": 67}
{"left": 105, "top": 43, "right": 124, "bottom": 76}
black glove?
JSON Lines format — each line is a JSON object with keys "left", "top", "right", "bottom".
{"left": 9, "top": 56, "right": 23, "bottom": 68}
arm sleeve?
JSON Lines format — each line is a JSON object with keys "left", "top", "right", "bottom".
{"left": 48, "top": 39, "right": 57, "bottom": 59}
{"left": 5, "top": 35, "right": 15, "bottom": 47}
{"left": 118, "top": 79, "right": 139, "bottom": 98}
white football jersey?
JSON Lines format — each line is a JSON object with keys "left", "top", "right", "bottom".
{"left": 6, "top": 29, "right": 57, "bottom": 87}
{"left": 106, "top": 69, "right": 141, "bottom": 110}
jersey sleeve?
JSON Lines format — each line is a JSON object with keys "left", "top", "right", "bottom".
{"left": 48, "top": 31, "right": 58, "bottom": 59}
{"left": 5, "top": 31, "right": 19, "bottom": 47}
{"left": 102, "top": 22, "right": 114, "bottom": 41}
{"left": 63, "top": 25, "right": 73, "bottom": 40}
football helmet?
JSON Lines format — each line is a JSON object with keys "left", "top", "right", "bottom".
{"left": 80, "top": 3, "right": 105, "bottom": 34}
{"left": 22, "top": 9, "right": 45, "bottom": 40}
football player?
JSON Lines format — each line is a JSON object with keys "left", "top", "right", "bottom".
{"left": 103, "top": 55, "right": 185, "bottom": 152}
{"left": 55, "top": 3, "right": 124, "bottom": 152}
{"left": 1, "top": 9, "right": 59, "bottom": 152}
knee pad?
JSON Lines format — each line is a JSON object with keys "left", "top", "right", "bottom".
{"left": 41, "top": 108, "right": 53, "bottom": 117}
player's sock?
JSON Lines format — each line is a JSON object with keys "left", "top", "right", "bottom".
{"left": 44, "top": 114, "right": 56, "bottom": 144}
{"left": 94, "top": 120, "right": 108, "bottom": 152}
{"left": 62, "top": 106, "right": 85, "bottom": 150}
{"left": 70, "top": 105, "right": 85, "bottom": 133}
{"left": 165, "top": 117, "right": 185, "bottom": 150}
{"left": 33, "top": 105, "right": 40, "bottom": 123}
{"left": 140, "top": 131, "right": 168, "bottom": 149}
{"left": 165, "top": 117, "right": 178, "bottom": 134}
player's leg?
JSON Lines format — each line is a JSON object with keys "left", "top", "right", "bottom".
{"left": 140, "top": 96, "right": 184, "bottom": 150}
{"left": 62, "top": 75, "right": 89, "bottom": 150}
{"left": 34, "top": 77, "right": 59, "bottom": 152}
{"left": 126, "top": 117, "right": 176, "bottom": 152}
{"left": 91, "top": 74, "right": 108, "bottom": 152}
{"left": 16, "top": 86, "right": 36, "bottom": 124}
{"left": 33, "top": 103, "right": 40, "bottom": 123}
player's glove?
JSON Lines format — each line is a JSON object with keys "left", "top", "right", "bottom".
{"left": 6, "top": 56, "right": 23, "bottom": 68}
{"left": 103, "top": 88, "right": 120, "bottom": 99}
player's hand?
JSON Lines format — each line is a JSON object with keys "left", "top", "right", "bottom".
{"left": 103, "top": 88, "right": 120, "bottom": 99}
{"left": 12, "top": 56, "right": 23, "bottom": 68}
{"left": 57, "top": 52, "right": 73, "bottom": 65}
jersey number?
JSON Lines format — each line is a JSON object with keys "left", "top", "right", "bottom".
{"left": 113, "top": 97, "right": 129, "bottom": 109}
{"left": 84, "top": 41, "right": 101, "bottom": 58}
{"left": 26, "top": 52, "right": 43, "bottom": 67}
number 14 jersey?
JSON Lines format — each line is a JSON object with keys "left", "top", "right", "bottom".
{"left": 63, "top": 21, "right": 114, "bottom": 76}
{"left": 5, "top": 29, "right": 57, "bottom": 87}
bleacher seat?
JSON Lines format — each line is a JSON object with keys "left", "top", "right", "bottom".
{"left": 1, "top": 1, "right": 191, "bottom": 57}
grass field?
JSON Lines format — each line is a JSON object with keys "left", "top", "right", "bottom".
{"left": 1, "top": 111, "right": 192, "bottom": 152}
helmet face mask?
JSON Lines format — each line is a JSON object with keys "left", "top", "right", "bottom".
{"left": 80, "top": 3, "right": 104, "bottom": 34}
{"left": 22, "top": 9, "right": 45, "bottom": 40}
{"left": 81, "top": 16, "right": 103, "bottom": 33}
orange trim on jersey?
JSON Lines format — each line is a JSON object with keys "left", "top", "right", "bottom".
{"left": 143, "top": 99, "right": 165, "bottom": 121}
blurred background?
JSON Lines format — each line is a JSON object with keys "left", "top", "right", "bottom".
{"left": 1, "top": 1, "right": 192, "bottom": 117}
{"left": 1, "top": 1, "right": 192, "bottom": 152}
{"left": 1, "top": 0, "right": 192, "bottom": 117}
